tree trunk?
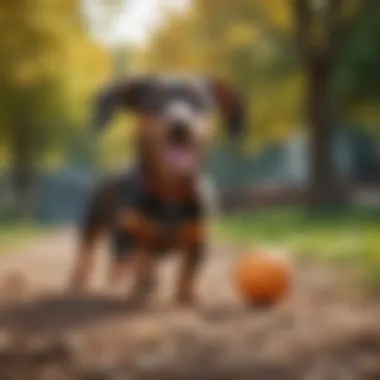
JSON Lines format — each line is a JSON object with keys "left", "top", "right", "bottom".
{"left": 307, "top": 61, "right": 343, "bottom": 208}
{"left": 294, "top": 0, "right": 346, "bottom": 209}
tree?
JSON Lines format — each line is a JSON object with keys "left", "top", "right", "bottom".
{"left": 336, "top": 0, "right": 380, "bottom": 127}
{"left": 291, "top": 0, "right": 372, "bottom": 207}
{"left": 136, "top": 0, "right": 302, "bottom": 148}
{"left": 0, "top": 0, "right": 111, "bottom": 217}
{"left": 0, "top": 1, "right": 69, "bottom": 215}
{"left": 133, "top": 0, "right": 377, "bottom": 207}
{"left": 292, "top": 0, "right": 344, "bottom": 207}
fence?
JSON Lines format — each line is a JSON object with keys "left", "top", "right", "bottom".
{"left": 0, "top": 128, "right": 379, "bottom": 224}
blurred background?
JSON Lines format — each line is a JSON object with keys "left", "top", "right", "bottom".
{"left": 0, "top": 0, "right": 379, "bottom": 285}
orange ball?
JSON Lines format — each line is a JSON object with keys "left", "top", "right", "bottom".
{"left": 234, "top": 251, "right": 292, "bottom": 305}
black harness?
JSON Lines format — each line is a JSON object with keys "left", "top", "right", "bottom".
{"left": 111, "top": 168, "right": 203, "bottom": 259}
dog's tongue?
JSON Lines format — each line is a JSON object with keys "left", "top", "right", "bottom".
{"left": 165, "top": 147, "right": 196, "bottom": 171}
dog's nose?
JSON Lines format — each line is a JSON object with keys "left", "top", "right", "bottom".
{"left": 168, "top": 120, "right": 191, "bottom": 144}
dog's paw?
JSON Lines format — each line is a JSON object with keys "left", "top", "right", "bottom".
{"left": 175, "top": 293, "right": 196, "bottom": 309}
{"left": 65, "top": 280, "right": 88, "bottom": 297}
{"left": 128, "top": 279, "right": 156, "bottom": 307}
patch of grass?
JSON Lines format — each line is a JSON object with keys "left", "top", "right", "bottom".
{"left": 213, "top": 207, "right": 380, "bottom": 288}
{"left": 0, "top": 222, "right": 51, "bottom": 252}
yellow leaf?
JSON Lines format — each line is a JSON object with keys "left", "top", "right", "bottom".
{"left": 226, "top": 23, "right": 258, "bottom": 48}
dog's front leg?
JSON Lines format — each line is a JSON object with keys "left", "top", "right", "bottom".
{"left": 69, "top": 233, "right": 99, "bottom": 293}
{"left": 176, "top": 223, "right": 206, "bottom": 306}
{"left": 107, "top": 256, "right": 133, "bottom": 290}
{"left": 119, "top": 210, "right": 160, "bottom": 302}
{"left": 69, "top": 178, "right": 116, "bottom": 293}
{"left": 130, "top": 248, "right": 157, "bottom": 304}
{"left": 176, "top": 244, "right": 204, "bottom": 306}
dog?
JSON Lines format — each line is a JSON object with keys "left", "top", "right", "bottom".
{"left": 69, "top": 75, "right": 246, "bottom": 305}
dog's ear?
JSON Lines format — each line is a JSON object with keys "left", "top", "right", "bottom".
{"left": 208, "top": 79, "right": 246, "bottom": 139}
{"left": 93, "top": 77, "right": 152, "bottom": 131}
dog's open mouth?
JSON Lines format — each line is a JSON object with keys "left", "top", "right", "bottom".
{"left": 163, "top": 144, "right": 197, "bottom": 173}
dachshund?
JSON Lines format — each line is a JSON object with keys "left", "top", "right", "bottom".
{"left": 68, "top": 75, "right": 246, "bottom": 306}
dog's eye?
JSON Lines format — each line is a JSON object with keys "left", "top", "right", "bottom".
{"left": 141, "top": 91, "right": 166, "bottom": 115}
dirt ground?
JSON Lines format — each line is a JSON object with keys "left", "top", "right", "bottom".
{"left": 0, "top": 230, "right": 379, "bottom": 380}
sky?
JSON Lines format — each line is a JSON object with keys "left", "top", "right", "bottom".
{"left": 83, "top": 0, "right": 189, "bottom": 47}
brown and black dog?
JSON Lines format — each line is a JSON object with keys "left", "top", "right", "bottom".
{"left": 69, "top": 75, "right": 245, "bottom": 306}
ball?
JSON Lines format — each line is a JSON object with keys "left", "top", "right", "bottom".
{"left": 234, "top": 251, "right": 292, "bottom": 306}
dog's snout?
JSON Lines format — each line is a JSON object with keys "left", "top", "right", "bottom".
{"left": 168, "top": 120, "right": 191, "bottom": 144}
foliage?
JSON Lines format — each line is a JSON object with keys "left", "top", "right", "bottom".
{"left": 135, "top": 0, "right": 379, "bottom": 151}
{"left": 336, "top": 0, "right": 380, "bottom": 127}
{"left": 0, "top": 0, "right": 112, "bottom": 170}
{"left": 134, "top": 0, "right": 302, "bottom": 149}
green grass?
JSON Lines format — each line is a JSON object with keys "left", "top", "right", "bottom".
{"left": 213, "top": 207, "right": 380, "bottom": 288}
{"left": 0, "top": 222, "right": 51, "bottom": 252}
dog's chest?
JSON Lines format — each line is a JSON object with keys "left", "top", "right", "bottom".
{"left": 148, "top": 195, "right": 195, "bottom": 222}
{"left": 117, "top": 170, "right": 203, "bottom": 237}
{"left": 159, "top": 204, "right": 182, "bottom": 230}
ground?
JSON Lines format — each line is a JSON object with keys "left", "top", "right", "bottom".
{"left": 0, "top": 229, "right": 379, "bottom": 380}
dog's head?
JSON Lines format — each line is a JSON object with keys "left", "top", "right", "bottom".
{"left": 94, "top": 75, "right": 246, "bottom": 180}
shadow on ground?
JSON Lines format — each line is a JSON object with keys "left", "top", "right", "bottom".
{"left": 0, "top": 293, "right": 150, "bottom": 333}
